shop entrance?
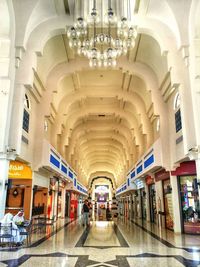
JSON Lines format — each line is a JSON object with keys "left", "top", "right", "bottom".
{"left": 70, "top": 192, "right": 78, "bottom": 219}
{"left": 140, "top": 188, "right": 147, "bottom": 220}
{"left": 65, "top": 192, "right": 70, "bottom": 217}
{"left": 32, "top": 186, "right": 48, "bottom": 217}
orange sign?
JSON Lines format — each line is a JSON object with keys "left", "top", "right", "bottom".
{"left": 8, "top": 161, "right": 32, "bottom": 179}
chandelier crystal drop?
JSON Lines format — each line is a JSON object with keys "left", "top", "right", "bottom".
{"left": 67, "top": 0, "right": 137, "bottom": 68}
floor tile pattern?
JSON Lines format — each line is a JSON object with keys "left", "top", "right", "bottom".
{"left": 1, "top": 218, "right": 200, "bottom": 266}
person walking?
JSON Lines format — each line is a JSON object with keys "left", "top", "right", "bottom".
{"left": 82, "top": 200, "right": 90, "bottom": 227}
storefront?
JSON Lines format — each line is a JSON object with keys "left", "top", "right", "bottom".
{"left": 155, "top": 170, "right": 174, "bottom": 230}
{"left": 172, "top": 161, "right": 199, "bottom": 234}
{"left": 140, "top": 188, "right": 147, "bottom": 220}
{"left": 57, "top": 180, "right": 66, "bottom": 218}
{"left": 111, "top": 194, "right": 118, "bottom": 218}
{"left": 146, "top": 176, "right": 157, "bottom": 223}
{"left": 118, "top": 199, "right": 123, "bottom": 217}
{"left": 32, "top": 172, "right": 49, "bottom": 217}
{"left": 132, "top": 192, "right": 139, "bottom": 219}
{"left": 65, "top": 191, "right": 70, "bottom": 217}
{"left": 128, "top": 195, "right": 132, "bottom": 220}
{"left": 125, "top": 196, "right": 129, "bottom": 218}
{"left": 135, "top": 179, "right": 146, "bottom": 220}
{"left": 163, "top": 179, "right": 174, "bottom": 230}
{"left": 69, "top": 192, "right": 78, "bottom": 219}
{"left": 6, "top": 160, "right": 32, "bottom": 219}
{"left": 130, "top": 193, "right": 135, "bottom": 220}
{"left": 47, "top": 177, "right": 58, "bottom": 219}
{"left": 32, "top": 185, "right": 48, "bottom": 216}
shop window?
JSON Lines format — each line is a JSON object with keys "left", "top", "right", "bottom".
{"left": 180, "top": 176, "right": 200, "bottom": 234}
{"left": 163, "top": 179, "right": 174, "bottom": 230}
{"left": 149, "top": 184, "right": 157, "bottom": 223}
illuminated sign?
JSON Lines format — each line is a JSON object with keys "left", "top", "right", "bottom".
{"left": 9, "top": 161, "right": 32, "bottom": 179}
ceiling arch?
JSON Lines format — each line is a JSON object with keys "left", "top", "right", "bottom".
{"left": 89, "top": 176, "right": 115, "bottom": 190}
{"left": 68, "top": 130, "right": 132, "bottom": 157}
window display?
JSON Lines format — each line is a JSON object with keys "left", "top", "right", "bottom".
{"left": 149, "top": 184, "right": 157, "bottom": 223}
{"left": 163, "top": 179, "right": 174, "bottom": 230}
{"left": 180, "top": 176, "right": 200, "bottom": 234}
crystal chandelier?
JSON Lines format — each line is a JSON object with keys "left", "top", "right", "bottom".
{"left": 67, "top": 0, "right": 137, "bottom": 67}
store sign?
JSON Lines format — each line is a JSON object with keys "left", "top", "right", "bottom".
{"left": 9, "top": 161, "right": 32, "bottom": 179}
{"left": 134, "top": 179, "right": 144, "bottom": 189}
{"left": 146, "top": 175, "right": 154, "bottom": 185}
{"left": 155, "top": 169, "right": 170, "bottom": 182}
{"left": 171, "top": 161, "right": 196, "bottom": 176}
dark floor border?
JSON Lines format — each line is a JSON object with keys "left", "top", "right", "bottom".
{"left": 131, "top": 220, "right": 200, "bottom": 253}
{"left": 113, "top": 223, "right": 129, "bottom": 247}
{"left": 75, "top": 225, "right": 90, "bottom": 247}
{"left": 2, "top": 251, "right": 200, "bottom": 267}
{"left": 0, "top": 219, "right": 75, "bottom": 252}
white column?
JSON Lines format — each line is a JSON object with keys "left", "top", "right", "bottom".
{"left": 0, "top": 79, "right": 18, "bottom": 219}
{"left": 170, "top": 174, "right": 182, "bottom": 233}
{"left": 0, "top": 157, "right": 10, "bottom": 219}
{"left": 196, "top": 157, "right": 200, "bottom": 181}
{"left": 8, "top": 83, "right": 25, "bottom": 154}
{"left": 189, "top": 38, "right": 200, "bottom": 145}
{"left": 145, "top": 184, "right": 150, "bottom": 221}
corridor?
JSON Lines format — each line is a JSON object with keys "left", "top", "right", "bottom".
{"left": 1, "top": 218, "right": 200, "bottom": 267}
{"left": 0, "top": 0, "right": 200, "bottom": 266}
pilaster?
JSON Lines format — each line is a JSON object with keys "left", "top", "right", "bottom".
{"left": 170, "top": 174, "right": 182, "bottom": 233}
{"left": 0, "top": 153, "right": 16, "bottom": 219}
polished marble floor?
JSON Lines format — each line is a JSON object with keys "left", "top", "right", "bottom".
{"left": 1, "top": 217, "right": 200, "bottom": 267}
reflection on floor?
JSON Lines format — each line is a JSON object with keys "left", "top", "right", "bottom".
{"left": 1, "top": 217, "right": 200, "bottom": 267}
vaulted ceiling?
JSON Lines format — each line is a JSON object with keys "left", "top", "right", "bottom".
{"left": 12, "top": 0, "right": 188, "bottom": 187}
{"left": 34, "top": 32, "right": 168, "bottom": 186}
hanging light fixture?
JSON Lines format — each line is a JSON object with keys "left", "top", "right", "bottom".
{"left": 67, "top": 0, "right": 137, "bottom": 68}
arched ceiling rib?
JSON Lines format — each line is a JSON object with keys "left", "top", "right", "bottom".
{"left": 69, "top": 130, "right": 132, "bottom": 157}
